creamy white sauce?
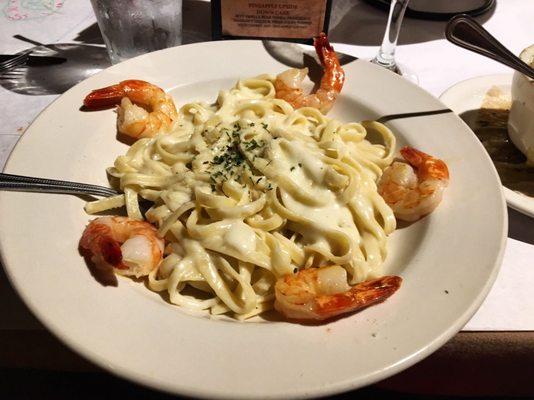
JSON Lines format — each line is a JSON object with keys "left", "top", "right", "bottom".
{"left": 96, "top": 74, "right": 396, "bottom": 318}
{"left": 272, "top": 139, "right": 361, "bottom": 249}
{"left": 223, "top": 220, "right": 257, "bottom": 255}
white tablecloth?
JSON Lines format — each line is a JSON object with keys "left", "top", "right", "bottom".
{"left": 0, "top": 0, "right": 533, "bottom": 331}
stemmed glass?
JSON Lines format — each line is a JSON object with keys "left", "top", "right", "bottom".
{"left": 371, "top": 0, "right": 412, "bottom": 77}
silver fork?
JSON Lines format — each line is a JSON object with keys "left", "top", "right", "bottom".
{"left": 0, "top": 172, "right": 119, "bottom": 197}
{"left": 0, "top": 50, "right": 32, "bottom": 74}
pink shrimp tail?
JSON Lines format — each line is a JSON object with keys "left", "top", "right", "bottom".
{"left": 84, "top": 83, "right": 125, "bottom": 109}
{"left": 313, "top": 32, "right": 333, "bottom": 66}
{"left": 400, "top": 146, "right": 449, "bottom": 181}
{"left": 400, "top": 146, "right": 427, "bottom": 166}
{"left": 79, "top": 222, "right": 126, "bottom": 269}
{"left": 99, "top": 237, "right": 124, "bottom": 267}
{"left": 316, "top": 275, "right": 402, "bottom": 318}
{"left": 313, "top": 32, "right": 345, "bottom": 93}
{"left": 83, "top": 79, "right": 156, "bottom": 109}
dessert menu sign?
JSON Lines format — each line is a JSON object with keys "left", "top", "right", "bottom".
{"left": 220, "top": 0, "right": 329, "bottom": 39}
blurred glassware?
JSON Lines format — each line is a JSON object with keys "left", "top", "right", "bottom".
{"left": 90, "top": 0, "right": 183, "bottom": 64}
{"left": 371, "top": 0, "right": 410, "bottom": 74}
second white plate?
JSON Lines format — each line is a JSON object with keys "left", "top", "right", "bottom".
{"left": 440, "top": 74, "right": 534, "bottom": 218}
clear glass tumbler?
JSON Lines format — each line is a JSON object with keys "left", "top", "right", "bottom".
{"left": 90, "top": 0, "right": 183, "bottom": 64}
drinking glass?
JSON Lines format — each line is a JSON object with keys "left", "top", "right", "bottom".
{"left": 371, "top": 0, "right": 411, "bottom": 75}
{"left": 90, "top": 0, "right": 183, "bottom": 65}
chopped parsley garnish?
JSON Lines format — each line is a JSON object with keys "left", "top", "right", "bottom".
{"left": 206, "top": 122, "right": 272, "bottom": 190}
{"left": 244, "top": 139, "right": 260, "bottom": 151}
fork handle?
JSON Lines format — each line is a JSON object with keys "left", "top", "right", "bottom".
{"left": 446, "top": 14, "right": 534, "bottom": 80}
{"left": 0, "top": 173, "right": 119, "bottom": 197}
{"left": 0, "top": 182, "right": 112, "bottom": 197}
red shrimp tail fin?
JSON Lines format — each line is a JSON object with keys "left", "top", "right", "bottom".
{"left": 317, "top": 275, "right": 402, "bottom": 319}
{"left": 401, "top": 147, "right": 449, "bottom": 180}
{"left": 313, "top": 32, "right": 345, "bottom": 94}
{"left": 400, "top": 146, "right": 429, "bottom": 167}
{"left": 313, "top": 32, "right": 333, "bottom": 66}
{"left": 100, "top": 237, "right": 124, "bottom": 267}
{"left": 83, "top": 84, "right": 124, "bottom": 109}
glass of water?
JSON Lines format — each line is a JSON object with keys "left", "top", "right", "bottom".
{"left": 90, "top": 0, "right": 183, "bottom": 64}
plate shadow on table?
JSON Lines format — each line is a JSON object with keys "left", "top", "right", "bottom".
{"left": 73, "top": 23, "right": 106, "bottom": 45}
{"left": 0, "top": 0, "right": 211, "bottom": 97}
{"left": 0, "top": 43, "right": 110, "bottom": 96}
{"left": 329, "top": 0, "right": 494, "bottom": 47}
{"left": 509, "top": 207, "right": 534, "bottom": 245}
{"left": 262, "top": 40, "right": 357, "bottom": 86}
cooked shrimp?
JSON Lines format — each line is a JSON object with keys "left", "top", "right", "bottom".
{"left": 274, "top": 33, "right": 345, "bottom": 114}
{"left": 83, "top": 80, "right": 178, "bottom": 139}
{"left": 378, "top": 147, "right": 449, "bottom": 222}
{"left": 274, "top": 265, "right": 402, "bottom": 321}
{"left": 79, "top": 216, "right": 164, "bottom": 278}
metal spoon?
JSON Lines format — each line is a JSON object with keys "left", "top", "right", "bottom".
{"left": 445, "top": 14, "right": 534, "bottom": 80}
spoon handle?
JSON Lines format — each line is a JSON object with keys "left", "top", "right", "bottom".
{"left": 446, "top": 14, "right": 534, "bottom": 80}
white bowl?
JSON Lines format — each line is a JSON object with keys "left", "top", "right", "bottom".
{"left": 0, "top": 40, "right": 506, "bottom": 399}
{"left": 508, "top": 45, "right": 534, "bottom": 163}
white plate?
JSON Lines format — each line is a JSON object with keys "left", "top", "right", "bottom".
{"left": 440, "top": 74, "right": 534, "bottom": 218}
{"left": 0, "top": 41, "right": 506, "bottom": 399}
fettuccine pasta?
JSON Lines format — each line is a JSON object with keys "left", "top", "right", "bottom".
{"left": 85, "top": 75, "right": 397, "bottom": 319}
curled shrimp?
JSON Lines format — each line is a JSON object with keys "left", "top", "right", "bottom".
{"left": 79, "top": 216, "right": 164, "bottom": 278}
{"left": 274, "top": 33, "right": 345, "bottom": 114}
{"left": 378, "top": 147, "right": 450, "bottom": 222}
{"left": 83, "top": 80, "right": 178, "bottom": 139}
{"left": 274, "top": 265, "right": 402, "bottom": 321}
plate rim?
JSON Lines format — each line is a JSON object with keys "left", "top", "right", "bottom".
{"left": 0, "top": 40, "right": 508, "bottom": 399}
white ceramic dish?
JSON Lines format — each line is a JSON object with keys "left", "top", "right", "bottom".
{"left": 508, "top": 45, "right": 534, "bottom": 161}
{"left": 440, "top": 74, "right": 534, "bottom": 218}
{"left": 0, "top": 41, "right": 506, "bottom": 399}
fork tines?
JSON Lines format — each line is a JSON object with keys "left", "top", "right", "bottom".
{"left": 0, "top": 50, "right": 32, "bottom": 74}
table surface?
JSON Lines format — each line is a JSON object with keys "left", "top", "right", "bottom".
{"left": 1, "top": 0, "right": 533, "bottom": 398}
